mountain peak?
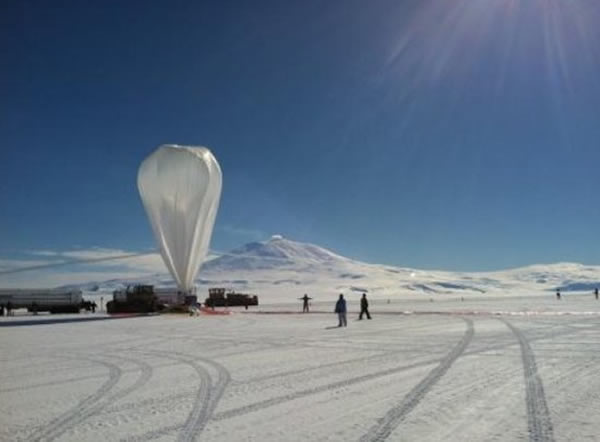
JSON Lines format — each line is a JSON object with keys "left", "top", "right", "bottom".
{"left": 202, "top": 236, "right": 349, "bottom": 271}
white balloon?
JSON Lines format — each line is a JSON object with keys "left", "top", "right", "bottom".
{"left": 138, "top": 145, "right": 222, "bottom": 292}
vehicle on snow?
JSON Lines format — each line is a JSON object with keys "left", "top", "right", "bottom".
{"left": 0, "top": 289, "right": 84, "bottom": 313}
{"left": 205, "top": 288, "right": 259, "bottom": 308}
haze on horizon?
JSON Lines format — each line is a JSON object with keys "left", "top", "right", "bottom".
{"left": 1, "top": 0, "right": 600, "bottom": 277}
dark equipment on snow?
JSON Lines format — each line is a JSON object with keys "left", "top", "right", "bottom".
{"left": 205, "top": 288, "right": 258, "bottom": 308}
{"left": 107, "top": 285, "right": 163, "bottom": 314}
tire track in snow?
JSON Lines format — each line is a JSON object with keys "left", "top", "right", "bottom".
{"left": 176, "top": 354, "right": 230, "bottom": 442}
{"left": 215, "top": 320, "right": 473, "bottom": 423}
{"left": 176, "top": 358, "right": 213, "bottom": 442}
{"left": 212, "top": 360, "right": 439, "bottom": 422}
{"left": 501, "top": 319, "right": 555, "bottom": 442}
{"left": 109, "top": 356, "right": 448, "bottom": 427}
{"left": 238, "top": 350, "right": 393, "bottom": 384}
{"left": 2, "top": 355, "right": 172, "bottom": 395}
{"left": 29, "top": 354, "right": 153, "bottom": 442}
{"left": 113, "top": 319, "right": 576, "bottom": 433}
{"left": 358, "top": 317, "right": 474, "bottom": 442}
{"left": 230, "top": 319, "right": 583, "bottom": 387}
{"left": 169, "top": 353, "right": 230, "bottom": 442}
{"left": 105, "top": 319, "right": 579, "bottom": 423}
{"left": 123, "top": 350, "right": 230, "bottom": 442}
{"left": 124, "top": 354, "right": 447, "bottom": 441}
{"left": 106, "top": 319, "right": 580, "bottom": 441}
{"left": 28, "top": 357, "right": 122, "bottom": 442}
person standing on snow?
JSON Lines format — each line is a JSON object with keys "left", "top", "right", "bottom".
{"left": 359, "top": 293, "right": 371, "bottom": 320}
{"left": 335, "top": 294, "right": 347, "bottom": 327}
{"left": 595, "top": 288, "right": 599, "bottom": 300}
{"left": 299, "top": 294, "right": 312, "bottom": 313}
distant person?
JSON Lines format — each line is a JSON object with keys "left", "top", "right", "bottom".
{"left": 335, "top": 294, "right": 347, "bottom": 327}
{"left": 299, "top": 294, "right": 312, "bottom": 313}
{"left": 6, "top": 301, "right": 13, "bottom": 316}
{"left": 359, "top": 293, "right": 371, "bottom": 320}
{"left": 556, "top": 290, "right": 561, "bottom": 300}
{"left": 595, "top": 288, "right": 599, "bottom": 300}
{"left": 92, "top": 302, "right": 97, "bottom": 313}
{"left": 32, "top": 302, "right": 38, "bottom": 315}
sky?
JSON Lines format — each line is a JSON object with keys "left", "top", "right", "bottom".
{"left": 1, "top": 0, "right": 600, "bottom": 284}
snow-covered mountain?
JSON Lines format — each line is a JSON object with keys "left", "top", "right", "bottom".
{"left": 59, "top": 235, "right": 600, "bottom": 303}
{"left": 202, "top": 234, "right": 350, "bottom": 272}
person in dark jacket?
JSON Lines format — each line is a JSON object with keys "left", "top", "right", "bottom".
{"left": 595, "top": 288, "right": 598, "bottom": 300}
{"left": 299, "top": 294, "right": 312, "bottom": 313}
{"left": 359, "top": 293, "right": 371, "bottom": 320}
{"left": 335, "top": 294, "right": 347, "bottom": 327}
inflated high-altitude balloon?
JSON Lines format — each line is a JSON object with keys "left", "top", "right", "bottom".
{"left": 138, "top": 145, "right": 222, "bottom": 292}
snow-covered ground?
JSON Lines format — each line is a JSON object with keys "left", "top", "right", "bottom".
{"left": 2, "top": 236, "right": 600, "bottom": 441}
{"left": 2, "top": 294, "right": 600, "bottom": 441}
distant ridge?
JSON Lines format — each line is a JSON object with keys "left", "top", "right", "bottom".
{"left": 54, "top": 236, "right": 600, "bottom": 302}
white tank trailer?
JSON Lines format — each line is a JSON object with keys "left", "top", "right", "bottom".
{"left": 0, "top": 289, "right": 83, "bottom": 313}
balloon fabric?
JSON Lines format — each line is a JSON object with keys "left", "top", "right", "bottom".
{"left": 138, "top": 145, "right": 222, "bottom": 292}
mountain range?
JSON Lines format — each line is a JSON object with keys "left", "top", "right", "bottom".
{"left": 69, "top": 235, "right": 600, "bottom": 303}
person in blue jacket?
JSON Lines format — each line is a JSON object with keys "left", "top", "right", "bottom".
{"left": 335, "top": 294, "right": 347, "bottom": 327}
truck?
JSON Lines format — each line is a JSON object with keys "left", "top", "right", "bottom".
{"left": 107, "top": 285, "right": 161, "bottom": 314}
{"left": 205, "top": 288, "right": 258, "bottom": 308}
{"left": 108, "top": 285, "right": 197, "bottom": 314}
{"left": 0, "top": 289, "right": 84, "bottom": 314}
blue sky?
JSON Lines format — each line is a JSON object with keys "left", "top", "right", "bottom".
{"left": 1, "top": 0, "right": 600, "bottom": 275}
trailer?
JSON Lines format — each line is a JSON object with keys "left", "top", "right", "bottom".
{"left": 0, "top": 289, "right": 83, "bottom": 314}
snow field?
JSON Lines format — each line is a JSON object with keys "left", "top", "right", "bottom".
{"left": 1, "top": 301, "right": 600, "bottom": 441}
